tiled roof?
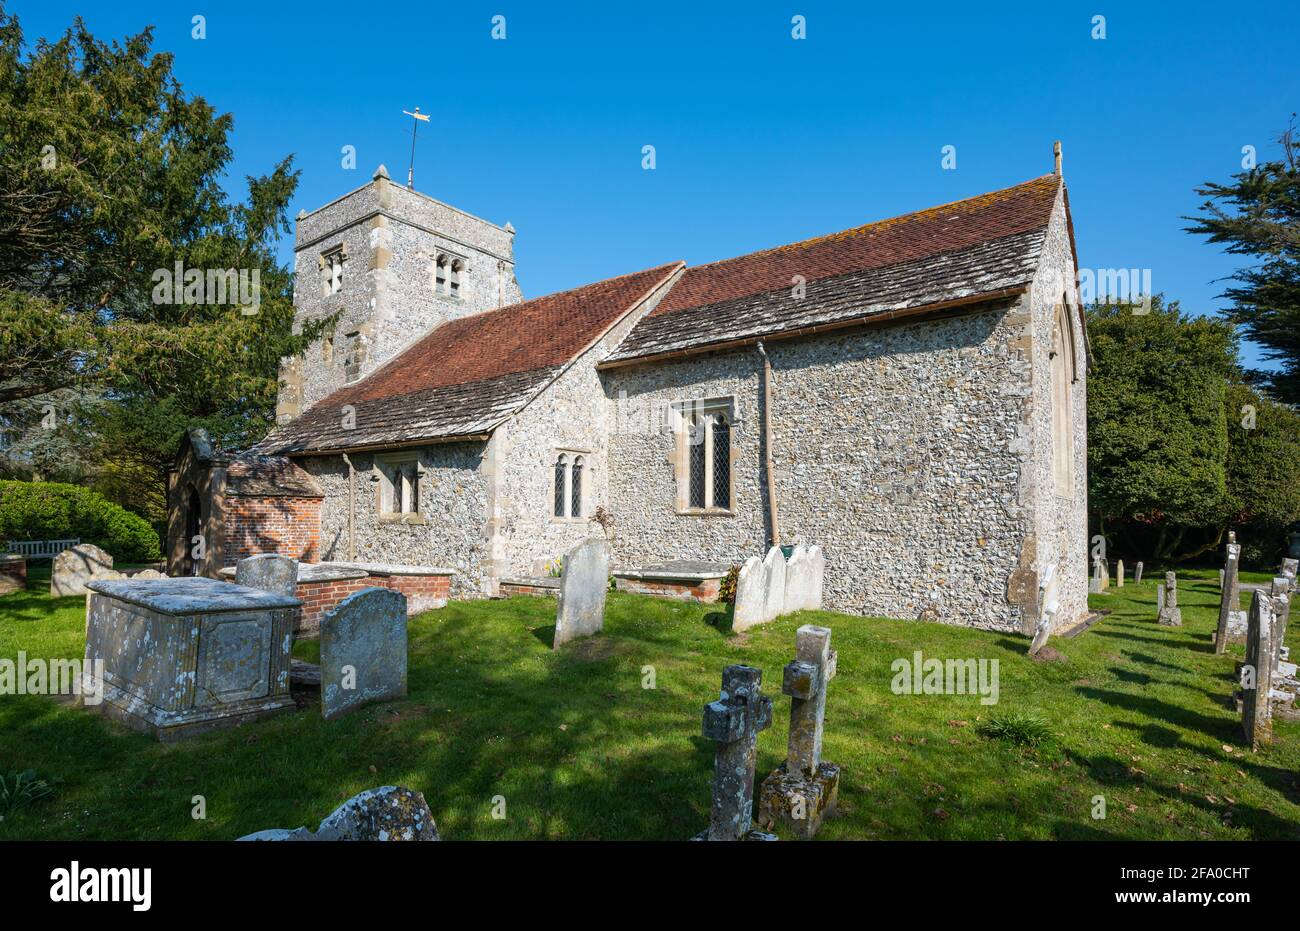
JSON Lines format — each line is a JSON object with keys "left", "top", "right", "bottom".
{"left": 259, "top": 262, "right": 681, "bottom": 454}
{"left": 605, "top": 174, "right": 1062, "bottom": 364}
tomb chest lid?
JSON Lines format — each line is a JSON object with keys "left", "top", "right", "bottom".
{"left": 86, "top": 577, "right": 302, "bottom": 615}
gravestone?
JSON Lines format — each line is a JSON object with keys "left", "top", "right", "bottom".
{"left": 732, "top": 556, "right": 767, "bottom": 632}
{"left": 1271, "top": 577, "right": 1292, "bottom": 671}
{"left": 130, "top": 568, "right": 166, "bottom": 580}
{"left": 553, "top": 538, "right": 608, "bottom": 649}
{"left": 1116, "top": 559, "right": 1125, "bottom": 588}
{"left": 783, "top": 545, "right": 815, "bottom": 614}
{"left": 1134, "top": 561, "right": 1144, "bottom": 585}
{"left": 320, "top": 587, "right": 408, "bottom": 721}
{"left": 1089, "top": 558, "right": 1107, "bottom": 594}
{"left": 1282, "top": 558, "right": 1298, "bottom": 590}
{"left": 1157, "top": 572, "right": 1182, "bottom": 626}
{"left": 1029, "top": 565, "right": 1059, "bottom": 657}
{"left": 808, "top": 545, "right": 825, "bottom": 610}
{"left": 84, "top": 577, "right": 297, "bottom": 738}
{"left": 0, "top": 554, "right": 26, "bottom": 595}
{"left": 235, "top": 554, "right": 298, "bottom": 599}
{"left": 1214, "top": 542, "right": 1243, "bottom": 653}
{"left": 50, "top": 543, "right": 114, "bottom": 597}
{"left": 762, "top": 547, "right": 787, "bottom": 622}
{"left": 1241, "top": 590, "right": 1277, "bottom": 750}
{"left": 757, "top": 625, "right": 840, "bottom": 839}
{"left": 695, "top": 665, "right": 776, "bottom": 841}
{"left": 239, "top": 786, "right": 439, "bottom": 841}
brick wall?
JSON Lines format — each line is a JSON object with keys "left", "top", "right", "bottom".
{"left": 613, "top": 577, "right": 722, "bottom": 603}
{"left": 500, "top": 580, "right": 558, "bottom": 597}
{"left": 224, "top": 496, "right": 322, "bottom": 567}
{"left": 295, "top": 572, "right": 452, "bottom": 635}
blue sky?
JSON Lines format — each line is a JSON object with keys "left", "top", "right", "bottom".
{"left": 13, "top": 0, "right": 1297, "bottom": 368}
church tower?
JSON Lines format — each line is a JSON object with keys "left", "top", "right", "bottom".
{"left": 276, "top": 165, "right": 522, "bottom": 422}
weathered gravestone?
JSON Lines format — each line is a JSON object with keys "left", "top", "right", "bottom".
{"left": 1134, "top": 561, "right": 1144, "bottom": 585}
{"left": 238, "top": 786, "right": 439, "bottom": 841}
{"left": 757, "top": 625, "right": 840, "bottom": 839}
{"left": 84, "top": 577, "right": 297, "bottom": 739}
{"left": 1241, "top": 590, "right": 1278, "bottom": 750}
{"left": 732, "top": 556, "right": 766, "bottom": 632}
{"left": 1028, "top": 565, "right": 1059, "bottom": 657}
{"left": 0, "top": 554, "right": 26, "bottom": 595}
{"left": 1282, "top": 558, "right": 1298, "bottom": 590}
{"left": 1116, "top": 559, "right": 1125, "bottom": 588}
{"left": 320, "top": 587, "right": 408, "bottom": 721}
{"left": 552, "top": 538, "right": 608, "bottom": 650}
{"left": 694, "top": 665, "right": 776, "bottom": 841}
{"left": 808, "top": 545, "right": 825, "bottom": 610}
{"left": 130, "top": 568, "right": 166, "bottom": 580}
{"left": 50, "top": 543, "right": 114, "bottom": 597}
{"left": 783, "top": 544, "right": 815, "bottom": 614}
{"left": 1157, "top": 572, "right": 1182, "bottom": 626}
{"left": 1214, "top": 542, "right": 1243, "bottom": 653}
{"left": 235, "top": 553, "right": 298, "bottom": 599}
{"left": 1089, "top": 558, "right": 1108, "bottom": 594}
{"left": 762, "top": 546, "right": 786, "bottom": 622}
{"left": 1271, "top": 577, "right": 1292, "bottom": 671}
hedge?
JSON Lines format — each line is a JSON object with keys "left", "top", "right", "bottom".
{"left": 0, "top": 481, "right": 161, "bottom": 563}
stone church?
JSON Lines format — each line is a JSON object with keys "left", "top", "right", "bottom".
{"left": 167, "top": 155, "right": 1089, "bottom": 636}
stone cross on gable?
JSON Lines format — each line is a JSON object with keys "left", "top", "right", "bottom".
{"left": 699, "top": 664, "right": 773, "bottom": 841}
{"left": 783, "top": 624, "right": 837, "bottom": 777}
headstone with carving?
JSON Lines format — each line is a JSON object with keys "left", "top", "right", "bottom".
{"left": 238, "top": 786, "right": 439, "bottom": 841}
{"left": 762, "top": 546, "right": 786, "bottom": 622}
{"left": 757, "top": 625, "right": 840, "bottom": 839}
{"left": 320, "top": 587, "right": 408, "bottom": 721}
{"left": 50, "top": 543, "right": 114, "bottom": 597}
{"left": 552, "top": 538, "right": 608, "bottom": 649}
{"left": 1134, "top": 561, "right": 1144, "bottom": 585}
{"left": 1157, "top": 572, "right": 1182, "bottom": 626}
{"left": 1271, "top": 577, "right": 1292, "bottom": 672}
{"left": 235, "top": 553, "right": 298, "bottom": 599}
{"left": 84, "top": 577, "right": 297, "bottom": 738}
{"left": 1214, "top": 543, "right": 1243, "bottom": 652}
{"left": 732, "top": 556, "right": 767, "bottom": 632}
{"left": 694, "top": 665, "right": 776, "bottom": 841}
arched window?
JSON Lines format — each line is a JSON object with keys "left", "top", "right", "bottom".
{"left": 711, "top": 415, "right": 731, "bottom": 509}
{"left": 1050, "top": 298, "right": 1078, "bottom": 497}
{"left": 450, "top": 259, "right": 463, "bottom": 297}
{"left": 554, "top": 454, "right": 568, "bottom": 518}
{"left": 688, "top": 415, "right": 707, "bottom": 509}
{"left": 571, "top": 456, "right": 584, "bottom": 517}
{"left": 435, "top": 256, "right": 448, "bottom": 294}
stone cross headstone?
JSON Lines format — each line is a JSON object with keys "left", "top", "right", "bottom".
{"left": 1134, "top": 561, "right": 1144, "bottom": 585}
{"left": 783, "top": 544, "right": 815, "bottom": 614}
{"left": 553, "top": 538, "right": 609, "bottom": 650}
{"left": 762, "top": 546, "right": 787, "bottom": 622}
{"left": 235, "top": 553, "right": 298, "bottom": 599}
{"left": 1157, "top": 571, "right": 1182, "bottom": 626}
{"left": 758, "top": 625, "right": 840, "bottom": 839}
{"left": 50, "top": 543, "right": 114, "bottom": 597}
{"left": 1214, "top": 543, "right": 1242, "bottom": 653}
{"left": 320, "top": 587, "right": 408, "bottom": 721}
{"left": 731, "top": 556, "right": 767, "bottom": 632}
{"left": 1116, "top": 559, "right": 1125, "bottom": 588}
{"left": 807, "top": 545, "right": 825, "bottom": 610}
{"left": 1242, "top": 589, "right": 1277, "bottom": 750}
{"left": 696, "top": 665, "right": 775, "bottom": 841}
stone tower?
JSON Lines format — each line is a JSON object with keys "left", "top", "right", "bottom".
{"left": 276, "top": 166, "right": 522, "bottom": 422}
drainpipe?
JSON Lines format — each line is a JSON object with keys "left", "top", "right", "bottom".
{"left": 756, "top": 341, "right": 780, "bottom": 547}
{"left": 341, "top": 452, "right": 357, "bottom": 560}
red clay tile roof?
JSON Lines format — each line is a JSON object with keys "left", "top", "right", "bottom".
{"left": 259, "top": 262, "right": 681, "bottom": 453}
{"left": 605, "top": 174, "right": 1063, "bottom": 363}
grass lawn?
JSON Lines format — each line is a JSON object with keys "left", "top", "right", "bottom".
{"left": 1, "top": 562, "right": 1298, "bottom": 840}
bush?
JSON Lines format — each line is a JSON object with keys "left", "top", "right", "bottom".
{"left": 719, "top": 565, "right": 740, "bottom": 605}
{"left": 0, "top": 770, "right": 54, "bottom": 817}
{"left": 0, "top": 480, "right": 160, "bottom": 562}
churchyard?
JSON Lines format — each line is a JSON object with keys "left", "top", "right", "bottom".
{"left": 2, "top": 559, "right": 1298, "bottom": 841}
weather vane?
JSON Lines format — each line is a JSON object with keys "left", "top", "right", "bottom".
{"left": 402, "top": 107, "right": 429, "bottom": 189}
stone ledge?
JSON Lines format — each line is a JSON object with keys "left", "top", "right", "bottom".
{"left": 611, "top": 560, "right": 732, "bottom": 583}
{"left": 86, "top": 577, "right": 302, "bottom": 614}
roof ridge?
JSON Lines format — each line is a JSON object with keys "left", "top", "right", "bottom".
{"left": 685, "top": 174, "right": 1060, "bottom": 273}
